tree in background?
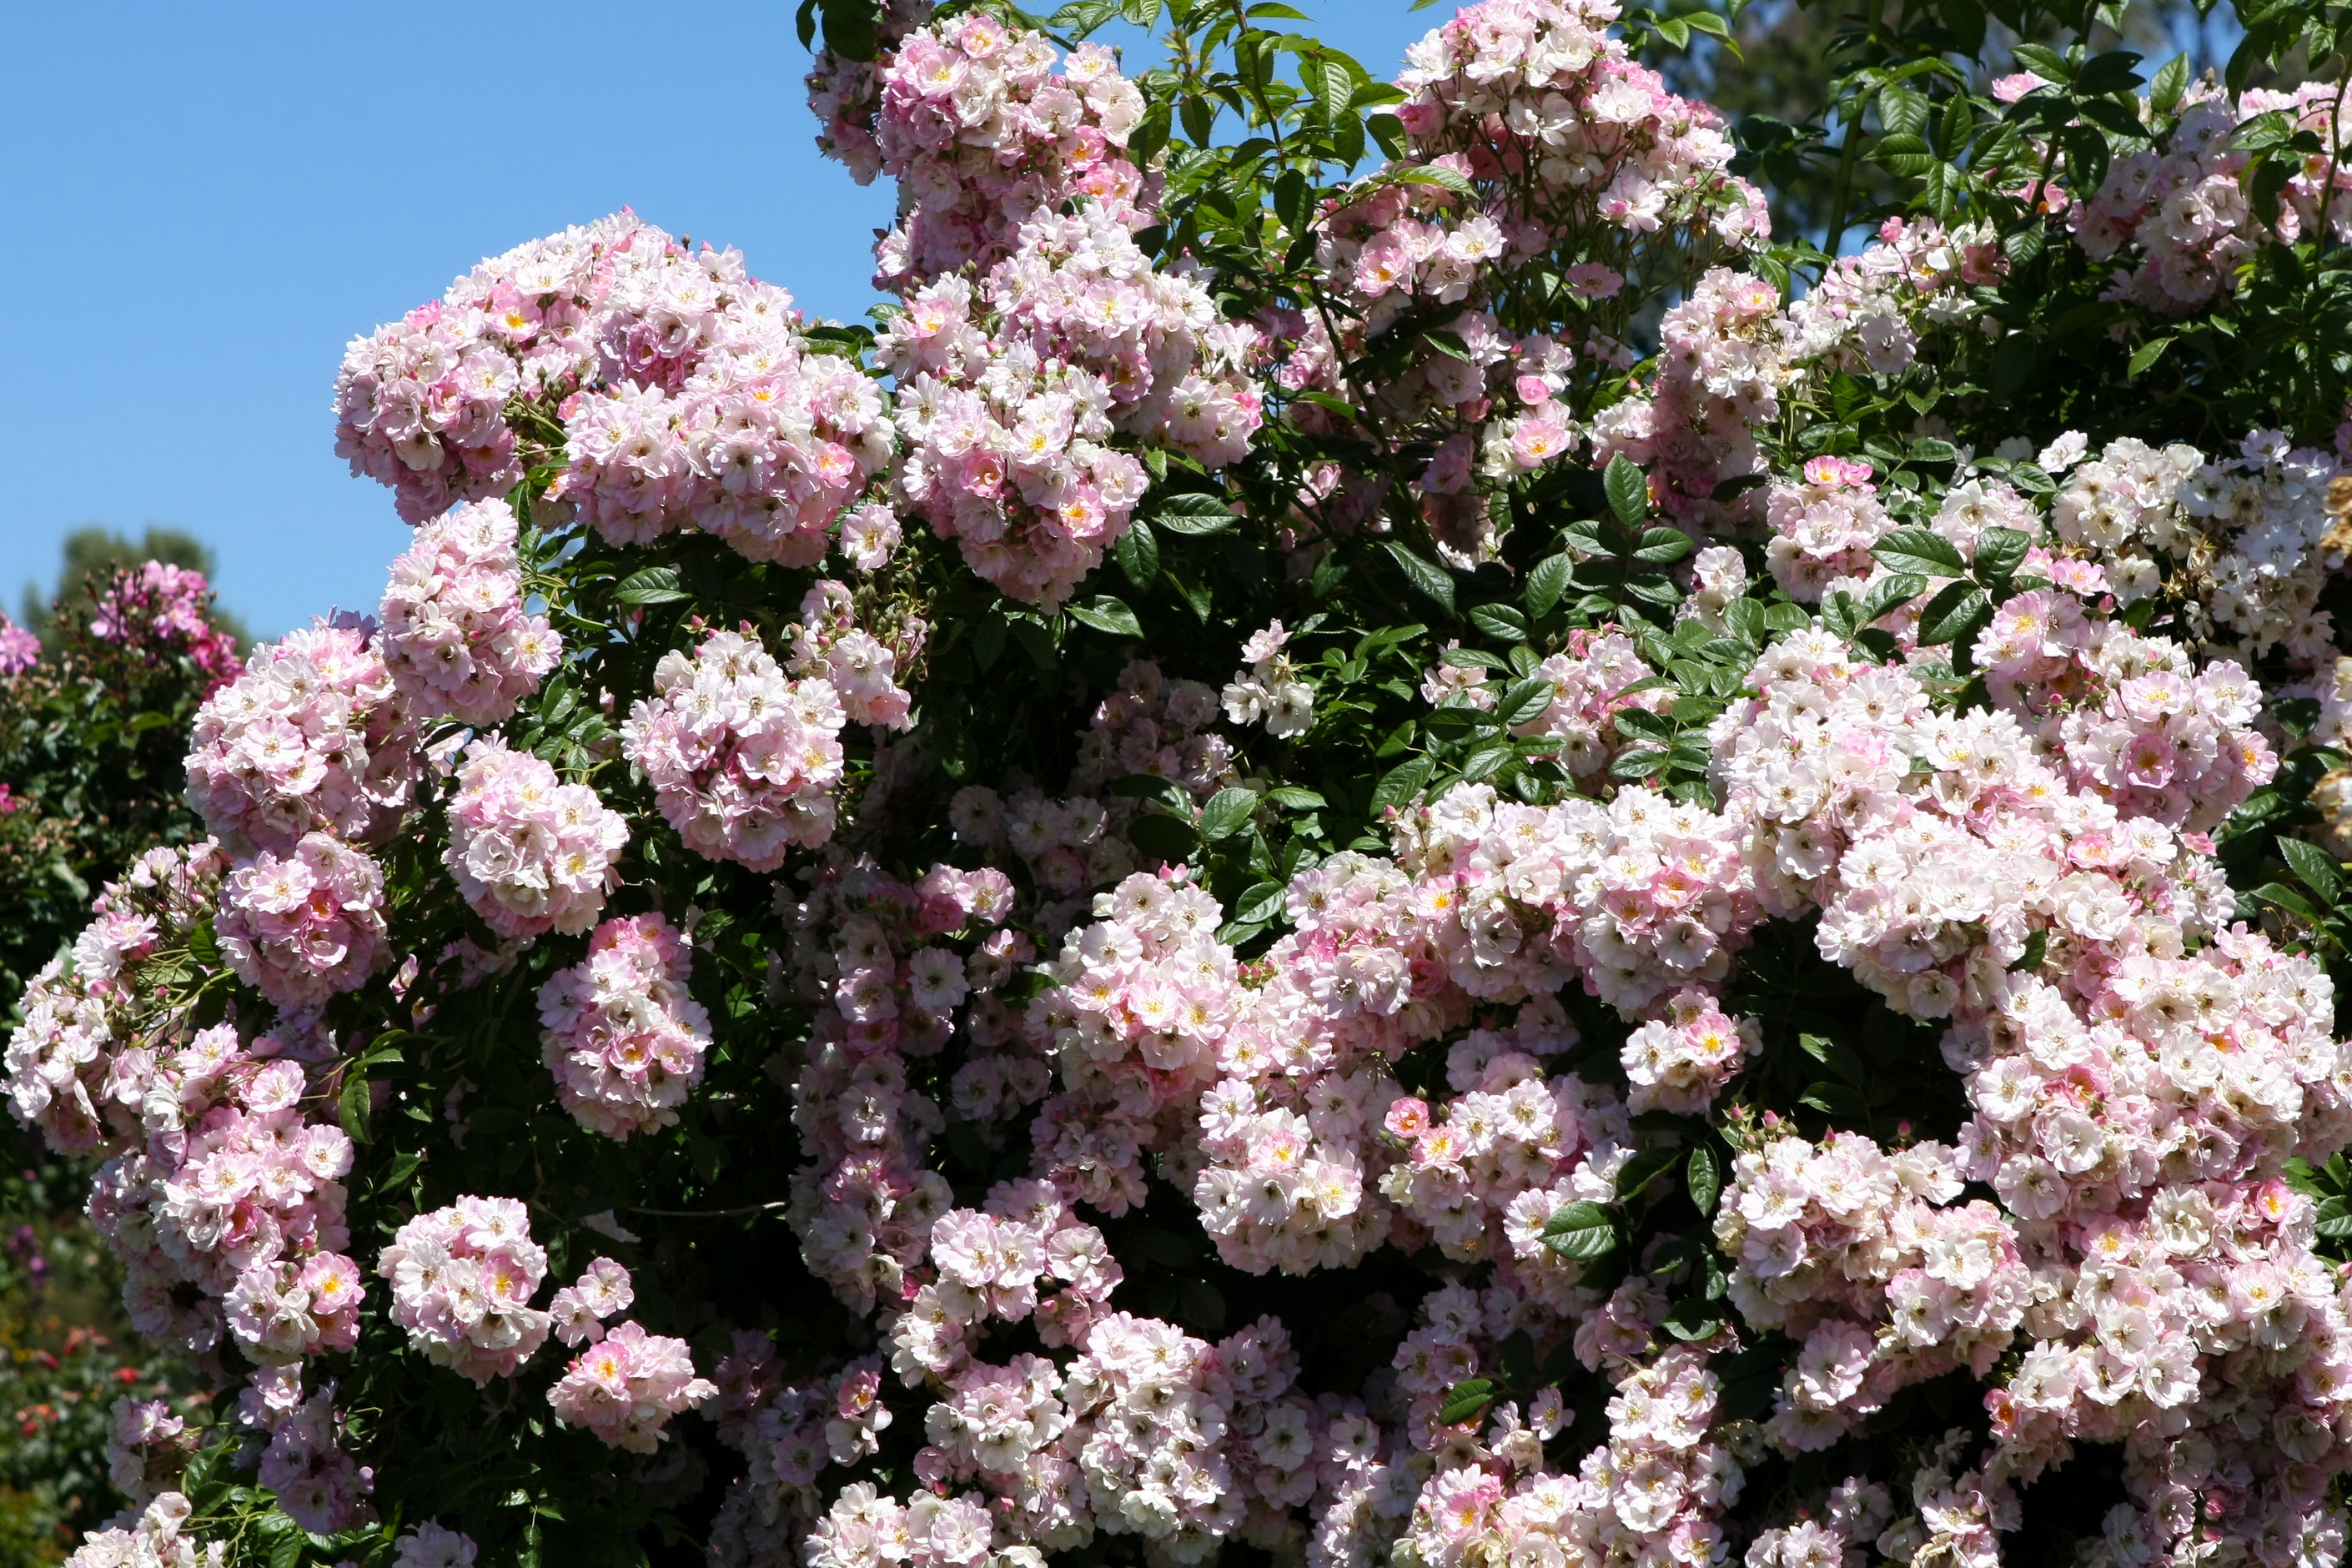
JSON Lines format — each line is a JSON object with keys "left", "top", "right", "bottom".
{"left": 19, "top": 528, "right": 250, "bottom": 653}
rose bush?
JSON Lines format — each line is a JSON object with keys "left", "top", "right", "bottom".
{"left": 23, "top": 0, "right": 2352, "bottom": 1565}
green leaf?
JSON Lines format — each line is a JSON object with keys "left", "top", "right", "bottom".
{"left": 1973, "top": 526, "right": 2031, "bottom": 585}
{"left": 1234, "top": 882, "right": 1286, "bottom": 925}
{"left": 1604, "top": 455, "right": 1649, "bottom": 526}
{"left": 2127, "top": 335, "right": 2174, "bottom": 379}
{"left": 1469, "top": 602, "right": 1529, "bottom": 641}
{"left": 1198, "top": 787, "right": 1259, "bottom": 841}
{"left": 614, "top": 566, "right": 691, "bottom": 606}
{"left": 339, "top": 1072, "right": 372, "bottom": 1146}
{"left": 819, "top": 0, "right": 881, "bottom": 60}
{"left": 1266, "top": 787, "right": 1326, "bottom": 809}
{"left": 2008, "top": 927, "right": 2049, "bottom": 973}
{"left": 1153, "top": 494, "right": 1236, "bottom": 534}
{"left": 1114, "top": 517, "right": 1160, "bottom": 590}
{"left": 1661, "top": 1299, "right": 1725, "bottom": 1341}
{"left": 2011, "top": 42, "right": 2072, "bottom": 81}
{"left": 2255, "top": 882, "right": 2327, "bottom": 923}
{"left": 1686, "top": 1143, "right": 1723, "bottom": 1216}
{"left": 1872, "top": 527, "right": 1968, "bottom": 578}
{"left": 1496, "top": 676, "right": 1556, "bottom": 727}
{"left": 1052, "top": 0, "right": 1123, "bottom": 31}
{"left": 2073, "top": 48, "right": 2145, "bottom": 96}
{"left": 1616, "top": 1145, "right": 1681, "bottom": 1203}
{"left": 1385, "top": 542, "right": 1456, "bottom": 616}
{"left": 1126, "top": 813, "right": 1199, "bottom": 869}
{"left": 2280, "top": 837, "right": 2344, "bottom": 904}
{"left": 1857, "top": 572, "right": 1927, "bottom": 626}
{"left": 1540, "top": 1200, "right": 1620, "bottom": 1260}
{"left": 1525, "top": 555, "right": 1572, "bottom": 618}
{"left": 1371, "top": 756, "right": 1435, "bottom": 812}
{"left": 1438, "top": 1378, "right": 1497, "bottom": 1426}
{"left": 1633, "top": 526, "right": 1694, "bottom": 565}
{"left": 1068, "top": 596, "right": 1145, "bottom": 639}
{"left": 1914, "top": 580, "right": 1992, "bottom": 646}
{"left": 2150, "top": 53, "right": 2189, "bottom": 113}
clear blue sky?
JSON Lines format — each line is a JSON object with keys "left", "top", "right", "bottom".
{"left": 0, "top": 2, "right": 1439, "bottom": 639}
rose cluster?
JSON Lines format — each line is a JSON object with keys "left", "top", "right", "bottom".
{"left": 87, "top": 562, "right": 244, "bottom": 690}
{"left": 535, "top": 911, "right": 711, "bottom": 1140}
{"left": 442, "top": 736, "right": 629, "bottom": 940}
{"left": 376, "top": 1197, "right": 554, "bottom": 1385}
{"left": 618, "top": 626, "right": 850, "bottom": 871}
{"left": 183, "top": 619, "right": 417, "bottom": 857}
{"left": 377, "top": 499, "right": 562, "bottom": 725}
{"left": 867, "top": 15, "right": 1148, "bottom": 288}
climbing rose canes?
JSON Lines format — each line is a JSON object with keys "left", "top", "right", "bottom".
{"left": 18, "top": 0, "right": 2352, "bottom": 1563}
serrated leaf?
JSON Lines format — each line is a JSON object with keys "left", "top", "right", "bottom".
{"left": 2127, "top": 335, "right": 2174, "bottom": 379}
{"left": 1914, "top": 580, "right": 1992, "bottom": 646}
{"left": 339, "top": 1073, "right": 372, "bottom": 1145}
{"left": 1686, "top": 1143, "right": 1723, "bottom": 1215}
{"left": 1234, "top": 882, "right": 1286, "bottom": 925}
{"left": 1496, "top": 676, "right": 1555, "bottom": 727}
{"left": 1068, "top": 596, "right": 1145, "bottom": 639}
{"left": 1114, "top": 517, "right": 1160, "bottom": 589}
{"left": 1265, "top": 787, "right": 1326, "bottom": 810}
{"left": 1525, "top": 555, "right": 1572, "bottom": 618}
{"left": 1153, "top": 494, "right": 1236, "bottom": 534}
{"left": 1858, "top": 572, "right": 1927, "bottom": 626}
{"left": 614, "top": 566, "right": 691, "bottom": 606}
{"left": 1872, "top": 527, "right": 1968, "bottom": 577}
{"left": 1469, "top": 602, "right": 1530, "bottom": 640}
{"left": 1438, "top": 1378, "right": 1497, "bottom": 1426}
{"left": 2280, "top": 837, "right": 2344, "bottom": 903}
{"left": 2150, "top": 53, "right": 2189, "bottom": 113}
{"left": 2254, "top": 882, "right": 2325, "bottom": 922}
{"left": 1604, "top": 455, "right": 1649, "bottom": 526}
{"left": 1633, "top": 526, "right": 1694, "bottom": 565}
{"left": 1198, "top": 787, "right": 1259, "bottom": 841}
{"left": 1540, "top": 1200, "right": 1620, "bottom": 1260}
{"left": 1661, "top": 1299, "right": 1725, "bottom": 1341}
{"left": 1371, "top": 756, "right": 1435, "bottom": 812}
{"left": 1610, "top": 746, "right": 1668, "bottom": 779}
{"left": 1385, "top": 542, "right": 1456, "bottom": 615}
{"left": 1973, "top": 526, "right": 2031, "bottom": 585}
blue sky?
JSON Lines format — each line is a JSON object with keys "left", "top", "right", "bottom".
{"left": 0, "top": 1, "right": 1439, "bottom": 638}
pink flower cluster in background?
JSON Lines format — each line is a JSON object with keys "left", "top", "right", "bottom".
{"left": 88, "top": 562, "right": 244, "bottom": 690}
{"left": 2072, "top": 83, "right": 2352, "bottom": 315}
